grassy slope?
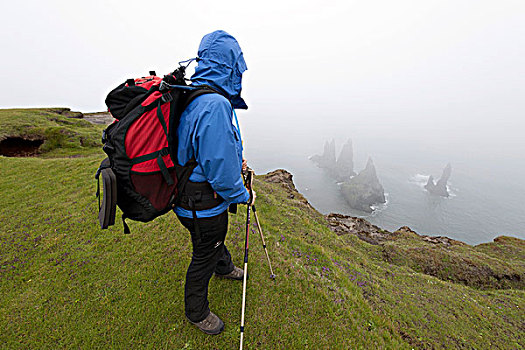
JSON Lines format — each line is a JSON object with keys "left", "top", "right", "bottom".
{"left": 0, "top": 108, "right": 103, "bottom": 155}
{"left": 381, "top": 230, "right": 524, "bottom": 290}
{"left": 0, "top": 109, "right": 523, "bottom": 349}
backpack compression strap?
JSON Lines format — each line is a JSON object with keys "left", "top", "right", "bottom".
{"left": 154, "top": 87, "right": 217, "bottom": 187}
{"left": 155, "top": 101, "right": 174, "bottom": 186}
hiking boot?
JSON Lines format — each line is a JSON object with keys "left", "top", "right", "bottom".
{"left": 216, "top": 266, "right": 244, "bottom": 280}
{"left": 187, "top": 311, "right": 224, "bottom": 335}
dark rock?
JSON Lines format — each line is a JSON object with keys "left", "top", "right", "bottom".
{"left": 420, "top": 235, "right": 465, "bottom": 246}
{"left": 425, "top": 163, "right": 452, "bottom": 197}
{"left": 395, "top": 226, "right": 417, "bottom": 235}
{"left": 263, "top": 169, "right": 313, "bottom": 208}
{"left": 340, "top": 157, "right": 386, "bottom": 213}
{"left": 326, "top": 213, "right": 391, "bottom": 245}
{"left": 263, "top": 169, "right": 297, "bottom": 192}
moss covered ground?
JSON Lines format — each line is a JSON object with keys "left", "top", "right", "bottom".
{"left": 0, "top": 109, "right": 523, "bottom": 349}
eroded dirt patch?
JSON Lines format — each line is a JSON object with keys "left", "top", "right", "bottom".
{"left": 0, "top": 137, "right": 44, "bottom": 157}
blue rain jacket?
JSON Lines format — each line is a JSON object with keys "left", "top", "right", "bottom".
{"left": 174, "top": 30, "right": 250, "bottom": 218}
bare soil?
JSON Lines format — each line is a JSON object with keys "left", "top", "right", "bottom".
{"left": 0, "top": 137, "right": 44, "bottom": 157}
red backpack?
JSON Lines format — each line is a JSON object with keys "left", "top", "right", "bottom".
{"left": 96, "top": 67, "right": 215, "bottom": 233}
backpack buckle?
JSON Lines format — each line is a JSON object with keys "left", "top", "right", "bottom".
{"left": 161, "top": 92, "right": 173, "bottom": 103}
{"left": 159, "top": 79, "right": 170, "bottom": 92}
{"left": 159, "top": 147, "right": 169, "bottom": 156}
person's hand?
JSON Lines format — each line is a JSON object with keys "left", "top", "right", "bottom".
{"left": 242, "top": 158, "right": 248, "bottom": 173}
{"left": 249, "top": 190, "right": 256, "bottom": 206}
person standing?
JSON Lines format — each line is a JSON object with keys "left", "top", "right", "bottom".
{"left": 174, "top": 30, "right": 254, "bottom": 335}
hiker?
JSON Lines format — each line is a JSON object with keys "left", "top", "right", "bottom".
{"left": 174, "top": 30, "right": 254, "bottom": 335}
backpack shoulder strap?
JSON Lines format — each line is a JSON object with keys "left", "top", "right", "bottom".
{"left": 182, "top": 86, "right": 218, "bottom": 110}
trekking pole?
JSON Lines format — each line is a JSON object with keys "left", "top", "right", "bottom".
{"left": 252, "top": 206, "right": 275, "bottom": 279}
{"left": 243, "top": 166, "right": 275, "bottom": 278}
{"left": 239, "top": 169, "right": 254, "bottom": 350}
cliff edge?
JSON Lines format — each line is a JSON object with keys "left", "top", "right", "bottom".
{"left": 266, "top": 169, "right": 524, "bottom": 291}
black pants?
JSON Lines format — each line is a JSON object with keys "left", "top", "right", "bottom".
{"left": 177, "top": 210, "right": 234, "bottom": 322}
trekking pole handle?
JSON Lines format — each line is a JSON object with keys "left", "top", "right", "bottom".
{"left": 245, "top": 169, "right": 254, "bottom": 204}
{"left": 242, "top": 167, "right": 252, "bottom": 188}
{"left": 241, "top": 164, "right": 252, "bottom": 177}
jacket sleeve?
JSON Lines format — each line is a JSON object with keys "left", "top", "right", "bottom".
{"left": 192, "top": 98, "right": 250, "bottom": 204}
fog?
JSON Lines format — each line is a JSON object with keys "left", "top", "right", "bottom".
{"left": 1, "top": 0, "right": 524, "bottom": 242}
{"left": 2, "top": 1, "right": 524, "bottom": 141}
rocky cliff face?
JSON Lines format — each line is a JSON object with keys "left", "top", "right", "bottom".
{"left": 340, "top": 157, "right": 386, "bottom": 213}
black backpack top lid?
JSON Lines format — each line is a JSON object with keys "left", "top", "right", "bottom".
{"left": 105, "top": 69, "right": 187, "bottom": 121}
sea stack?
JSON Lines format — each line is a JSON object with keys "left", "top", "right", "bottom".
{"left": 311, "top": 139, "right": 356, "bottom": 181}
{"left": 340, "top": 157, "right": 386, "bottom": 213}
{"left": 310, "top": 139, "right": 336, "bottom": 169}
{"left": 334, "top": 139, "right": 356, "bottom": 181}
{"left": 425, "top": 163, "right": 452, "bottom": 197}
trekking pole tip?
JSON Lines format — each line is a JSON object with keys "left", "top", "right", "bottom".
{"left": 270, "top": 274, "right": 276, "bottom": 279}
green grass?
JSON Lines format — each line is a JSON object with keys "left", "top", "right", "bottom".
{"left": 380, "top": 229, "right": 524, "bottom": 290}
{"left": 0, "top": 108, "right": 104, "bottom": 155}
{"left": 0, "top": 108, "right": 523, "bottom": 349}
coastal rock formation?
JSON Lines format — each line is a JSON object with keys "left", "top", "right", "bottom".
{"left": 310, "top": 139, "right": 355, "bottom": 181}
{"left": 425, "top": 163, "right": 452, "bottom": 197}
{"left": 340, "top": 157, "right": 386, "bottom": 213}
{"left": 310, "top": 139, "right": 336, "bottom": 169}
{"left": 334, "top": 139, "right": 356, "bottom": 181}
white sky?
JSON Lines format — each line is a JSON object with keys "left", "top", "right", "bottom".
{"left": 1, "top": 0, "right": 524, "bottom": 143}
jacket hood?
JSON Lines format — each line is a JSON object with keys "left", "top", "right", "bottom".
{"left": 191, "top": 30, "right": 248, "bottom": 109}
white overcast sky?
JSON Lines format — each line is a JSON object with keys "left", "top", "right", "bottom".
{"left": 1, "top": 0, "right": 524, "bottom": 143}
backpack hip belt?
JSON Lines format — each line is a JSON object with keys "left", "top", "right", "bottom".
{"left": 177, "top": 181, "right": 224, "bottom": 211}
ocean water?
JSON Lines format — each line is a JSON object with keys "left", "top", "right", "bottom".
{"left": 240, "top": 109, "right": 525, "bottom": 245}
